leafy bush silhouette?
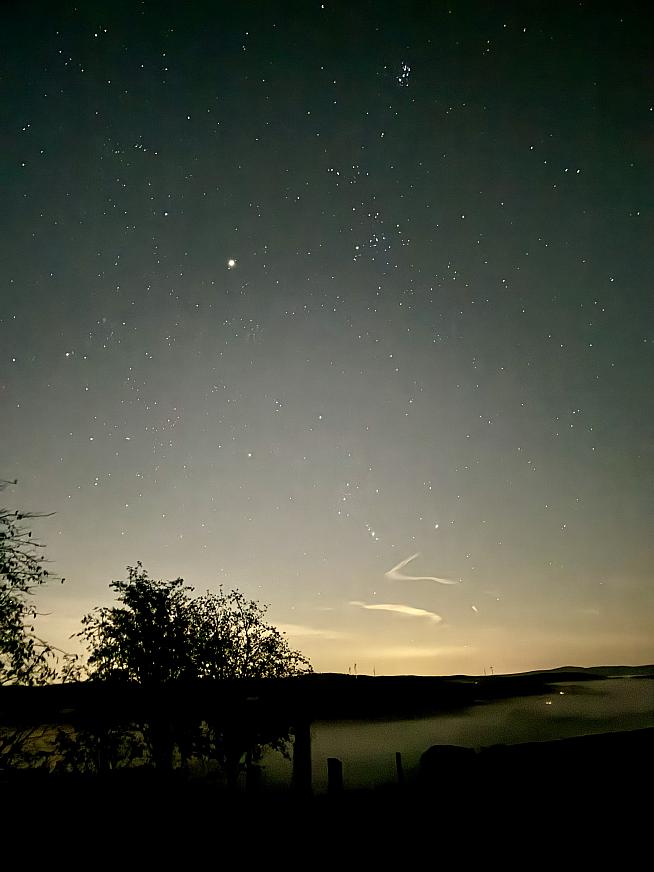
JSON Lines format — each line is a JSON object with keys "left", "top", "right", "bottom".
{"left": 61, "top": 563, "right": 312, "bottom": 785}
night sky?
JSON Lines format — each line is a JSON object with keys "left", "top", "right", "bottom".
{"left": 2, "top": 1, "right": 652, "bottom": 675}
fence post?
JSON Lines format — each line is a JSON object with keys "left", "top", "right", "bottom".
{"left": 327, "top": 757, "right": 343, "bottom": 795}
{"left": 292, "top": 717, "right": 312, "bottom": 795}
{"left": 396, "top": 751, "right": 405, "bottom": 786}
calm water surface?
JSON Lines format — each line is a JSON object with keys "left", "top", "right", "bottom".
{"left": 260, "top": 678, "right": 654, "bottom": 792}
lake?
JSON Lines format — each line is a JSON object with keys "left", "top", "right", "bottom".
{"left": 260, "top": 678, "right": 654, "bottom": 793}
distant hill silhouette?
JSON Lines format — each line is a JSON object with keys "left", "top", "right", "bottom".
{"left": 514, "top": 664, "right": 654, "bottom": 678}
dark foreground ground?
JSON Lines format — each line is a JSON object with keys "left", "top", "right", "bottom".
{"left": 2, "top": 727, "right": 651, "bottom": 849}
{"left": 2, "top": 671, "right": 651, "bottom": 858}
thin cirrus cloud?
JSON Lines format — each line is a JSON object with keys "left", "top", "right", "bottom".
{"left": 276, "top": 623, "right": 347, "bottom": 640}
{"left": 349, "top": 600, "right": 443, "bottom": 624}
{"left": 369, "top": 645, "right": 475, "bottom": 660}
{"left": 384, "top": 553, "right": 460, "bottom": 585}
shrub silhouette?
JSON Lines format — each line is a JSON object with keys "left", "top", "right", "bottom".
{"left": 63, "top": 563, "right": 312, "bottom": 784}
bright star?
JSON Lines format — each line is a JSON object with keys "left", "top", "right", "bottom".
{"left": 227, "top": 258, "right": 236, "bottom": 269}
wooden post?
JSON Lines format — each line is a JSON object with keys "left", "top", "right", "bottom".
{"left": 292, "top": 718, "right": 312, "bottom": 795}
{"left": 327, "top": 757, "right": 343, "bottom": 795}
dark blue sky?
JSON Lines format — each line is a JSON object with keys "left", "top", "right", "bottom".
{"left": 2, "top": 1, "right": 652, "bottom": 674}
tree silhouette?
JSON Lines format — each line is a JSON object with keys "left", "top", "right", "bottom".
{"left": 1, "top": 480, "right": 78, "bottom": 769}
{"left": 190, "top": 587, "right": 313, "bottom": 680}
{"left": 69, "top": 562, "right": 311, "bottom": 781}
{"left": 0, "top": 480, "right": 73, "bottom": 687}
{"left": 78, "top": 563, "right": 195, "bottom": 685}
{"left": 78, "top": 562, "right": 312, "bottom": 683}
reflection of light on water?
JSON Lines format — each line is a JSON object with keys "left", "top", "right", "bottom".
{"left": 544, "top": 691, "right": 565, "bottom": 704}
{"left": 260, "top": 678, "right": 654, "bottom": 793}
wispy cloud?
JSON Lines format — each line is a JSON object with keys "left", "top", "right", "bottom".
{"left": 369, "top": 645, "right": 475, "bottom": 659}
{"left": 350, "top": 600, "right": 443, "bottom": 624}
{"left": 385, "top": 553, "right": 460, "bottom": 585}
{"left": 277, "top": 623, "right": 346, "bottom": 640}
